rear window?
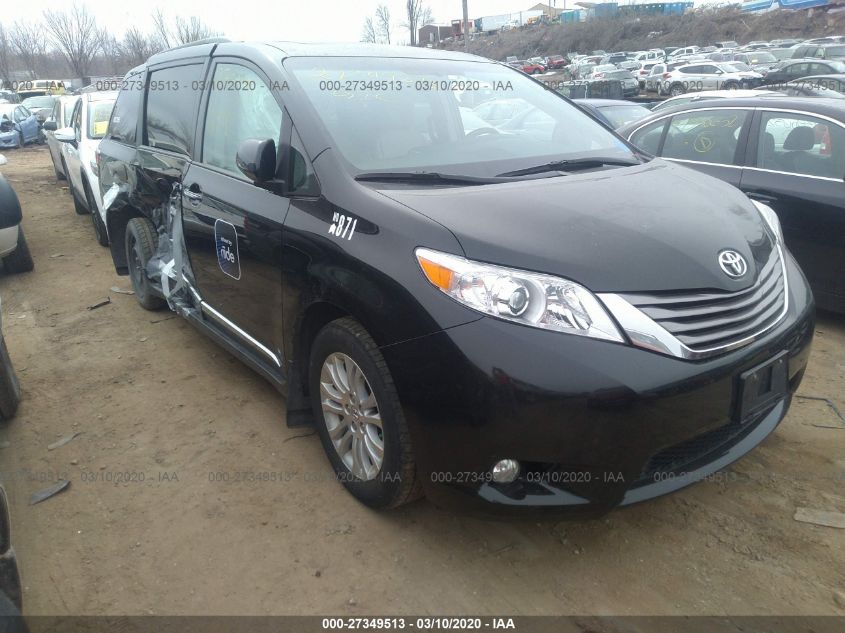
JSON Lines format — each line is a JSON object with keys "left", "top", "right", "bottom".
{"left": 108, "top": 74, "right": 143, "bottom": 144}
{"left": 88, "top": 99, "right": 116, "bottom": 139}
{"left": 145, "top": 64, "right": 204, "bottom": 155}
{"left": 825, "top": 46, "right": 845, "bottom": 57}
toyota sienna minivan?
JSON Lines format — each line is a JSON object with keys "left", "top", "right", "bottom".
{"left": 97, "top": 40, "right": 814, "bottom": 515}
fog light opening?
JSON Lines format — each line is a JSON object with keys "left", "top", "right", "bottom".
{"left": 491, "top": 459, "right": 520, "bottom": 484}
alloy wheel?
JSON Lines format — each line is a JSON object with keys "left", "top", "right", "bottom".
{"left": 319, "top": 352, "right": 384, "bottom": 480}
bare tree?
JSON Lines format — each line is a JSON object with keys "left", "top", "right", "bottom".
{"left": 151, "top": 10, "right": 218, "bottom": 50}
{"left": 99, "top": 31, "right": 124, "bottom": 75}
{"left": 403, "top": 0, "right": 434, "bottom": 47}
{"left": 0, "top": 26, "right": 13, "bottom": 87}
{"left": 123, "top": 27, "right": 158, "bottom": 68}
{"left": 151, "top": 8, "right": 171, "bottom": 50}
{"left": 9, "top": 22, "right": 46, "bottom": 79}
{"left": 174, "top": 16, "right": 217, "bottom": 45}
{"left": 361, "top": 17, "right": 377, "bottom": 44}
{"left": 43, "top": 5, "right": 102, "bottom": 78}
{"left": 376, "top": 5, "right": 392, "bottom": 45}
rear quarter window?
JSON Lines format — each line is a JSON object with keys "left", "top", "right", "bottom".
{"left": 108, "top": 74, "right": 143, "bottom": 144}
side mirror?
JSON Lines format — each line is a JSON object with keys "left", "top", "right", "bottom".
{"left": 43, "top": 120, "right": 57, "bottom": 131}
{"left": 54, "top": 127, "right": 76, "bottom": 146}
{"left": 236, "top": 138, "right": 277, "bottom": 183}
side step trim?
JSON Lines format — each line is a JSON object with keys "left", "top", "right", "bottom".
{"left": 200, "top": 301, "right": 282, "bottom": 368}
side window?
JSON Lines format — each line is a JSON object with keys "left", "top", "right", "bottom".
{"left": 72, "top": 101, "right": 82, "bottom": 142}
{"left": 699, "top": 65, "right": 717, "bottom": 75}
{"left": 787, "top": 63, "right": 808, "bottom": 77}
{"left": 108, "top": 74, "right": 143, "bottom": 144}
{"left": 201, "top": 63, "right": 283, "bottom": 175}
{"left": 662, "top": 109, "right": 748, "bottom": 165}
{"left": 288, "top": 128, "right": 319, "bottom": 196}
{"left": 145, "top": 64, "right": 204, "bottom": 155}
{"left": 756, "top": 111, "right": 845, "bottom": 179}
{"left": 51, "top": 101, "right": 60, "bottom": 122}
{"left": 630, "top": 119, "right": 667, "bottom": 155}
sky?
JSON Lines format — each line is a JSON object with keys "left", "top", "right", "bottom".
{"left": 4, "top": 0, "right": 724, "bottom": 46}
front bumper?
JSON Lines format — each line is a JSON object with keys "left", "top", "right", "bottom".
{"left": 381, "top": 252, "right": 814, "bottom": 516}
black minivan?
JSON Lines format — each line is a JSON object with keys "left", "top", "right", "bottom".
{"left": 98, "top": 40, "right": 814, "bottom": 515}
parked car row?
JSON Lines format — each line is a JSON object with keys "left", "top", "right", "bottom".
{"left": 42, "top": 92, "right": 117, "bottom": 247}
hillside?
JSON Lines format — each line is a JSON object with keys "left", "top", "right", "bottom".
{"left": 440, "top": 6, "right": 845, "bottom": 60}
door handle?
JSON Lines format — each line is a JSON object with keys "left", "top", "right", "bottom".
{"left": 184, "top": 185, "right": 203, "bottom": 204}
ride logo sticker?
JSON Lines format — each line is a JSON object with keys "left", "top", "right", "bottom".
{"left": 214, "top": 219, "right": 241, "bottom": 280}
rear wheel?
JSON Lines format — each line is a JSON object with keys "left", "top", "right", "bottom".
{"left": 2, "top": 228, "right": 33, "bottom": 274}
{"left": 125, "top": 217, "right": 165, "bottom": 311}
{"left": 309, "top": 317, "right": 421, "bottom": 509}
{"left": 84, "top": 179, "right": 108, "bottom": 246}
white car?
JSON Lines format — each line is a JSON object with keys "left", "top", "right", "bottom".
{"left": 42, "top": 95, "right": 80, "bottom": 181}
{"left": 54, "top": 91, "right": 116, "bottom": 246}
{"left": 660, "top": 62, "right": 764, "bottom": 97}
{"left": 651, "top": 89, "right": 783, "bottom": 113}
{"left": 0, "top": 154, "right": 34, "bottom": 275}
{"left": 668, "top": 46, "right": 701, "bottom": 59}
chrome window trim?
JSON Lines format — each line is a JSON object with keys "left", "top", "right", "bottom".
{"left": 599, "top": 244, "right": 789, "bottom": 361}
{"left": 200, "top": 301, "right": 281, "bottom": 367}
{"left": 665, "top": 157, "right": 743, "bottom": 170}
{"left": 742, "top": 166, "right": 842, "bottom": 182}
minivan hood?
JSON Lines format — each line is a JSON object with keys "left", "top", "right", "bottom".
{"left": 375, "top": 160, "right": 773, "bottom": 293}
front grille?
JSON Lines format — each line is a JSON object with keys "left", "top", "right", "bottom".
{"left": 619, "top": 247, "right": 786, "bottom": 353}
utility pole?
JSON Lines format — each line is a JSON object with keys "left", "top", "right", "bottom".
{"left": 462, "top": 0, "right": 469, "bottom": 52}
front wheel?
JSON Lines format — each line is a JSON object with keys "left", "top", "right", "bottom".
{"left": 670, "top": 83, "right": 685, "bottom": 97}
{"left": 309, "top": 317, "right": 421, "bottom": 509}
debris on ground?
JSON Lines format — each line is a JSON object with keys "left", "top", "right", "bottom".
{"left": 48, "top": 431, "right": 81, "bottom": 451}
{"left": 110, "top": 287, "right": 134, "bottom": 295}
{"left": 30, "top": 480, "right": 70, "bottom": 505}
{"left": 793, "top": 507, "right": 845, "bottom": 529}
{"left": 87, "top": 298, "right": 111, "bottom": 310}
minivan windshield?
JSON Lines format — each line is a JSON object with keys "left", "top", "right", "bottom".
{"left": 286, "top": 57, "right": 637, "bottom": 177}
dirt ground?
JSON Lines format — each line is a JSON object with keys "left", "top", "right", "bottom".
{"left": 0, "top": 146, "right": 843, "bottom": 616}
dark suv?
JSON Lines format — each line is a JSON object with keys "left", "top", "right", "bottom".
{"left": 98, "top": 39, "right": 814, "bottom": 515}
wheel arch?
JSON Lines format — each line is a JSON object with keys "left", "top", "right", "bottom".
{"left": 106, "top": 203, "right": 144, "bottom": 274}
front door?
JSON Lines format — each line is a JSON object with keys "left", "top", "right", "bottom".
{"left": 181, "top": 60, "right": 289, "bottom": 368}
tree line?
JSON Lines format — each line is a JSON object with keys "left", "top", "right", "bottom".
{"left": 361, "top": 1, "right": 434, "bottom": 47}
{"left": 0, "top": 3, "right": 217, "bottom": 86}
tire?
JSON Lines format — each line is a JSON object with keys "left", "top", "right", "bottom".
{"left": 724, "top": 81, "right": 739, "bottom": 91}
{"left": 670, "top": 83, "right": 685, "bottom": 97}
{"left": 125, "top": 217, "right": 165, "bottom": 311}
{"left": 309, "top": 317, "right": 421, "bottom": 509}
{"left": 0, "top": 335, "right": 21, "bottom": 422}
{"left": 15, "top": 132, "right": 23, "bottom": 149}
{"left": 71, "top": 183, "right": 88, "bottom": 214}
{"left": 84, "top": 179, "right": 108, "bottom": 246}
{"left": 2, "top": 228, "right": 33, "bottom": 274}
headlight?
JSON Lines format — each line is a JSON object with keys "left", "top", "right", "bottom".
{"left": 415, "top": 248, "right": 624, "bottom": 342}
{"left": 751, "top": 199, "right": 783, "bottom": 243}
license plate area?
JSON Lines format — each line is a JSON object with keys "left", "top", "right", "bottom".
{"left": 734, "top": 351, "right": 789, "bottom": 423}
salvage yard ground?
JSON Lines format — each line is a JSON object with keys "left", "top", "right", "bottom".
{"left": 0, "top": 146, "right": 844, "bottom": 615}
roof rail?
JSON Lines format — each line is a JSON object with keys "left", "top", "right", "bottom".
{"left": 164, "top": 37, "right": 230, "bottom": 53}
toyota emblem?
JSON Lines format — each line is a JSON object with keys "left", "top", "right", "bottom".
{"left": 718, "top": 250, "right": 748, "bottom": 278}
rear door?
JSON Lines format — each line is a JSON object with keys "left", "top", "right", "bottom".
{"left": 181, "top": 59, "right": 289, "bottom": 368}
{"left": 64, "top": 100, "right": 84, "bottom": 195}
{"left": 740, "top": 108, "right": 845, "bottom": 310}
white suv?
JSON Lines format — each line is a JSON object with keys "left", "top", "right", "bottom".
{"left": 661, "top": 62, "right": 764, "bottom": 97}
{"left": 54, "top": 91, "right": 116, "bottom": 246}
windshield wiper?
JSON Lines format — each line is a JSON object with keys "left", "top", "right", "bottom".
{"left": 354, "top": 171, "right": 508, "bottom": 185}
{"left": 496, "top": 157, "right": 641, "bottom": 178}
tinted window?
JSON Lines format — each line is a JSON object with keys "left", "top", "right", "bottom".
{"left": 108, "top": 75, "right": 142, "bottom": 144}
{"left": 662, "top": 109, "right": 748, "bottom": 165}
{"left": 756, "top": 111, "right": 845, "bottom": 179}
{"left": 201, "top": 63, "right": 284, "bottom": 175}
{"left": 145, "top": 64, "right": 204, "bottom": 155}
{"left": 786, "top": 63, "right": 809, "bottom": 76}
